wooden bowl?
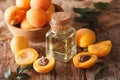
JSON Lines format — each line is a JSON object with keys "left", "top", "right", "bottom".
{"left": 7, "top": 4, "right": 63, "bottom": 43}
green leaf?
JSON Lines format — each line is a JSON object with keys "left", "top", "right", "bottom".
{"left": 94, "top": 2, "right": 110, "bottom": 9}
{"left": 94, "top": 62, "right": 106, "bottom": 80}
{"left": 73, "top": 7, "right": 95, "bottom": 14}
{"left": 16, "top": 73, "right": 30, "bottom": 80}
{"left": 17, "top": 64, "right": 33, "bottom": 74}
{"left": 4, "top": 69, "right": 11, "bottom": 79}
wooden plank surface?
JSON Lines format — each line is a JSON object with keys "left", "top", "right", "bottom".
{"left": 0, "top": 25, "right": 120, "bottom": 80}
{"left": 0, "top": 0, "right": 120, "bottom": 80}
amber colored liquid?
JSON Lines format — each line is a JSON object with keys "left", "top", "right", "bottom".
{"left": 46, "top": 28, "right": 76, "bottom": 62}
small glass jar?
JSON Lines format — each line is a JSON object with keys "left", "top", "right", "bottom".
{"left": 46, "top": 12, "right": 77, "bottom": 62}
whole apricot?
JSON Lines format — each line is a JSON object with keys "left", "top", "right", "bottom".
{"left": 88, "top": 40, "right": 112, "bottom": 57}
{"left": 76, "top": 28, "right": 96, "bottom": 48}
{"left": 16, "top": 0, "right": 30, "bottom": 10}
{"left": 30, "top": 0, "right": 51, "bottom": 11}
{"left": 4, "top": 6, "right": 25, "bottom": 25}
{"left": 46, "top": 4, "right": 55, "bottom": 22}
{"left": 26, "top": 8, "right": 47, "bottom": 28}
{"left": 15, "top": 48, "right": 39, "bottom": 66}
{"left": 21, "top": 18, "right": 34, "bottom": 29}
{"left": 10, "top": 36, "right": 29, "bottom": 54}
{"left": 33, "top": 56, "right": 55, "bottom": 73}
{"left": 73, "top": 52, "right": 97, "bottom": 68}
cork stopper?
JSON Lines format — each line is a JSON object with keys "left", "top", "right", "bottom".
{"left": 50, "top": 12, "right": 71, "bottom": 31}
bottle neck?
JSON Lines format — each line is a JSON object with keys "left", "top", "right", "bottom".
{"left": 50, "top": 21, "right": 71, "bottom": 32}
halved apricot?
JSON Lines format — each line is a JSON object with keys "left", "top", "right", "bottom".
{"left": 73, "top": 52, "right": 97, "bottom": 68}
{"left": 15, "top": 48, "right": 39, "bottom": 66}
{"left": 33, "top": 56, "right": 55, "bottom": 73}
{"left": 88, "top": 40, "right": 112, "bottom": 57}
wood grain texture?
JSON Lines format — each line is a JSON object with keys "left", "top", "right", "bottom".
{"left": 0, "top": 0, "right": 120, "bottom": 80}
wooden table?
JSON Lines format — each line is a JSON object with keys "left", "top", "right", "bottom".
{"left": 0, "top": 0, "right": 120, "bottom": 80}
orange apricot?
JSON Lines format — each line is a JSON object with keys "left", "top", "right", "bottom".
{"left": 26, "top": 8, "right": 47, "bottom": 28}
{"left": 33, "top": 56, "right": 55, "bottom": 73}
{"left": 30, "top": 0, "right": 51, "bottom": 11}
{"left": 88, "top": 40, "right": 112, "bottom": 57}
{"left": 46, "top": 4, "right": 55, "bottom": 22}
{"left": 76, "top": 28, "right": 96, "bottom": 48}
{"left": 16, "top": 0, "right": 30, "bottom": 10}
{"left": 4, "top": 6, "right": 25, "bottom": 25}
{"left": 10, "top": 36, "right": 29, "bottom": 54}
{"left": 73, "top": 52, "right": 97, "bottom": 68}
{"left": 21, "top": 18, "right": 34, "bottom": 29}
{"left": 15, "top": 48, "right": 39, "bottom": 66}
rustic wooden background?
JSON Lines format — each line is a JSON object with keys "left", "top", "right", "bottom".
{"left": 0, "top": 0, "right": 120, "bottom": 80}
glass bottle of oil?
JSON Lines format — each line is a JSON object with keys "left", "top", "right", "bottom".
{"left": 46, "top": 12, "right": 76, "bottom": 62}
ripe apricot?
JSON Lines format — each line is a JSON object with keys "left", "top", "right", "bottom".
{"left": 21, "top": 18, "right": 34, "bottom": 29}
{"left": 33, "top": 56, "right": 55, "bottom": 73}
{"left": 26, "top": 8, "right": 47, "bottom": 28}
{"left": 16, "top": 0, "right": 30, "bottom": 10}
{"left": 73, "top": 52, "right": 97, "bottom": 68}
{"left": 4, "top": 6, "right": 25, "bottom": 25}
{"left": 30, "top": 0, "right": 51, "bottom": 11}
{"left": 15, "top": 48, "right": 39, "bottom": 66}
{"left": 46, "top": 4, "right": 55, "bottom": 22}
{"left": 88, "top": 40, "right": 112, "bottom": 57}
{"left": 10, "top": 36, "right": 29, "bottom": 54}
{"left": 76, "top": 28, "right": 96, "bottom": 48}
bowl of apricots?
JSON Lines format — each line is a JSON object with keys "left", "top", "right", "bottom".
{"left": 4, "top": 0, "right": 63, "bottom": 42}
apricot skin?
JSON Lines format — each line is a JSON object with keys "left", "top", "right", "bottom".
{"left": 21, "top": 18, "right": 34, "bottom": 29}
{"left": 73, "top": 52, "right": 97, "bottom": 69}
{"left": 16, "top": 0, "right": 30, "bottom": 10}
{"left": 4, "top": 6, "right": 25, "bottom": 25}
{"left": 33, "top": 56, "right": 55, "bottom": 73}
{"left": 26, "top": 8, "right": 47, "bottom": 28}
{"left": 10, "top": 36, "right": 29, "bottom": 54}
{"left": 76, "top": 28, "right": 96, "bottom": 48}
{"left": 30, "top": 0, "right": 51, "bottom": 11}
{"left": 88, "top": 40, "right": 112, "bottom": 57}
{"left": 46, "top": 4, "right": 55, "bottom": 22}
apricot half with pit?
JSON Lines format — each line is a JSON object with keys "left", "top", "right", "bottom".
{"left": 33, "top": 56, "right": 55, "bottom": 73}
{"left": 88, "top": 40, "right": 112, "bottom": 57}
{"left": 73, "top": 52, "right": 97, "bottom": 68}
{"left": 76, "top": 28, "right": 96, "bottom": 48}
{"left": 15, "top": 48, "right": 39, "bottom": 66}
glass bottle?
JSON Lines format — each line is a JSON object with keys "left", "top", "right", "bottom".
{"left": 46, "top": 12, "right": 76, "bottom": 62}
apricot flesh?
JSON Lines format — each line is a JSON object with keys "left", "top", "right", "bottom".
{"left": 10, "top": 36, "right": 29, "bottom": 54}
{"left": 26, "top": 8, "right": 47, "bottom": 28}
{"left": 4, "top": 6, "right": 25, "bottom": 25}
{"left": 76, "top": 28, "right": 96, "bottom": 48}
{"left": 15, "top": 48, "right": 39, "bottom": 66}
{"left": 73, "top": 52, "right": 97, "bottom": 68}
{"left": 33, "top": 56, "right": 55, "bottom": 73}
{"left": 88, "top": 40, "right": 112, "bottom": 57}
{"left": 30, "top": 0, "right": 51, "bottom": 11}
